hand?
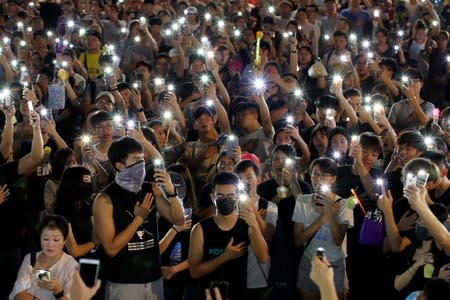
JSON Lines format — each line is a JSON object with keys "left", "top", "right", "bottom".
{"left": 173, "top": 219, "right": 192, "bottom": 232}
{"left": 349, "top": 143, "right": 363, "bottom": 165}
{"left": 154, "top": 169, "right": 175, "bottom": 195}
{"left": 285, "top": 126, "right": 301, "bottom": 142}
{"left": 127, "top": 126, "right": 145, "bottom": 142}
{"left": 403, "top": 185, "right": 428, "bottom": 212}
{"left": 70, "top": 270, "right": 101, "bottom": 300}
{"left": 417, "top": 252, "right": 434, "bottom": 266}
{"left": 131, "top": 89, "right": 142, "bottom": 108}
{"left": 401, "top": 83, "right": 417, "bottom": 100}
{"left": 376, "top": 189, "right": 393, "bottom": 212}
{"left": 223, "top": 237, "right": 247, "bottom": 261}
{"left": 397, "top": 211, "right": 418, "bottom": 232}
{"left": 330, "top": 79, "right": 343, "bottom": 98}
{"left": 389, "top": 147, "right": 402, "bottom": 170}
{"left": 36, "top": 277, "right": 63, "bottom": 294}
{"left": 23, "top": 87, "right": 39, "bottom": 104}
{"left": 206, "top": 56, "right": 219, "bottom": 74}
{"left": 239, "top": 205, "right": 258, "bottom": 228}
{"left": 357, "top": 106, "right": 370, "bottom": 123}
{"left": 30, "top": 111, "right": 41, "bottom": 129}
{"left": 134, "top": 193, "right": 154, "bottom": 221}
{"left": 163, "top": 92, "right": 178, "bottom": 108}
{"left": 82, "top": 146, "right": 96, "bottom": 164}
{"left": 42, "top": 119, "right": 57, "bottom": 135}
{"left": 430, "top": 123, "right": 444, "bottom": 136}
{"left": 0, "top": 184, "right": 10, "bottom": 205}
{"left": 231, "top": 146, "right": 241, "bottom": 163}
{"left": 438, "top": 264, "right": 450, "bottom": 281}
{"left": 310, "top": 256, "right": 334, "bottom": 288}
{"left": 289, "top": 35, "right": 298, "bottom": 51}
{"left": 161, "top": 266, "right": 177, "bottom": 280}
{"left": 205, "top": 287, "right": 223, "bottom": 300}
{"left": 258, "top": 208, "right": 267, "bottom": 219}
{"left": 282, "top": 166, "right": 297, "bottom": 185}
{"left": 1, "top": 104, "right": 15, "bottom": 119}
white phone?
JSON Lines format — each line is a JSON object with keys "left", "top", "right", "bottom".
{"left": 79, "top": 258, "right": 100, "bottom": 287}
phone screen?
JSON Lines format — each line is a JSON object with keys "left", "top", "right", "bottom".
{"left": 79, "top": 259, "right": 100, "bottom": 287}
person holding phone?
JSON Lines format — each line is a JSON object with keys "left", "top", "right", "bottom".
{"left": 292, "top": 157, "right": 353, "bottom": 300}
{"left": 9, "top": 215, "right": 78, "bottom": 300}
{"left": 93, "top": 137, "right": 184, "bottom": 300}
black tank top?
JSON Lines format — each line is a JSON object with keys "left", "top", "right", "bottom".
{"left": 200, "top": 216, "right": 249, "bottom": 299}
{"left": 100, "top": 181, "right": 161, "bottom": 283}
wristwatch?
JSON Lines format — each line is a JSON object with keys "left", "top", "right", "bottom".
{"left": 53, "top": 290, "right": 64, "bottom": 299}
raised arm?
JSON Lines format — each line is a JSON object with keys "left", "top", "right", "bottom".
{"left": 18, "top": 112, "right": 44, "bottom": 175}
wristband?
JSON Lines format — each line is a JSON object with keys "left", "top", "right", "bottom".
{"left": 137, "top": 107, "right": 144, "bottom": 112}
{"left": 291, "top": 50, "right": 297, "bottom": 53}
{"left": 172, "top": 226, "right": 179, "bottom": 233}
{"left": 53, "top": 290, "right": 64, "bottom": 299}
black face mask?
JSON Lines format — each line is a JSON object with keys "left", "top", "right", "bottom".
{"left": 215, "top": 197, "right": 236, "bottom": 215}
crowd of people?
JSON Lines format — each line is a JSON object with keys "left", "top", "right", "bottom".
{"left": 2, "top": 0, "right": 450, "bottom": 299}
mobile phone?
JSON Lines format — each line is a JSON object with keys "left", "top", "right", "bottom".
{"left": 316, "top": 247, "right": 325, "bottom": 260}
{"left": 209, "top": 280, "right": 229, "bottom": 300}
{"left": 154, "top": 159, "right": 166, "bottom": 172}
{"left": 136, "top": 72, "right": 144, "bottom": 82}
{"left": 36, "top": 269, "right": 51, "bottom": 281}
{"left": 405, "top": 173, "right": 416, "bottom": 187}
{"left": 326, "top": 108, "right": 335, "bottom": 121}
{"left": 416, "top": 171, "right": 429, "bottom": 188}
{"left": 226, "top": 135, "right": 238, "bottom": 157}
{"left": 79, "top": 258, "right": 100, "bottom": 287}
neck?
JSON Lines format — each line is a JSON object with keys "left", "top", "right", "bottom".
{"left": 435, "top": 177, "right": 450, "bottom": 192}
{"left": 198, "top": 130, "right": 218, "bottom": 143}
{"left": 242, "top": 122, "right": 261, "bottom": 134}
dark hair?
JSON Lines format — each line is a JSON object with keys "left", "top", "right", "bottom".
{"left": 51, "top": 148, "right": 75, "bottom": 180}
{"left": 328, "top": 126, "right": 350, "bottom": 145}
{"left": 360, "top": 132, "right": 383, "bottom": 154}
{"left": 234, "top": 159, "right": 261, "bottom": 177}
{"left": 54, "top": 166, "right": 92, "bottom": 218}
{"left": 333, "top": 30, "right": 348, "bottom": 41}
{"left": 397, "top": 130, "right": 427, "bottom": 152}
{"left": 108, "top": 137, "right": 144, "bottom": 170}
{"left": 423, "top": 278, "right": 450, "bottom": 300}
{"left": 135, "top": 60, "right": 153, "bottom": 72}
{"left": 38, "top": 215, "right": 69, "bottom": 239}
{"left": 90, "top": 110, "right": 113, "bottom": 127}
{"left": 343, "top": 88, "right": 361, "bottom": 98}
{"left": 271, "top": 144, "right": 297, "bottom": 160}
{"left": 141, "top": 126, "right": 161, "bottom": 152}
{"left": 379, "top": 57, "right": 398, "bottom": 75}
{"left": 402, "top": 158, "right": 440, "bottom": 184}
{"left": 117, "top": 82, "right": 131, "bottom": 92}
{"left": 314, "top": 95, "right": 340, "bottom": 110}
{"left": 309, "top": 157, "right": 338, "bottom": 176}
{"left": 167, "top": 163, "right": 198, "bottom": 209}
{"left": 375, "top": 27, "right": 389, "bottom": 38}
{"left": 420, "top": 151, "right": 447, "bottom": 168}
{"left": 189, "top": 53, "right": 206, "bottom": 66}
{"left": 405, "top": 69, "right": 423, "bottom": 82}
{"left": 211, "top": 172, "right": 240, "bottom": 192}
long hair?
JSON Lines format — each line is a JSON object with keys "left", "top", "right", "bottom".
{"left": 167, "top": 163, "right": 198, "bottom": 210}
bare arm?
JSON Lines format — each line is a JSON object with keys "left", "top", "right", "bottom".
{"left": 255, "top": 93, "right": 274, "bottom": 138}
{"left": 18, "top": 112, "right": 44, "bottom": 175}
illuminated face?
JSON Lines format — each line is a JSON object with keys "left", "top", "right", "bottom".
{"left": 271, "top": 151, "right": 293, "bottom": 177}
{"left": 95, "top": 96, "right": 114, "bottom": 112}
{"left": 238, "top": 167, "right": 260, "bottom": 196}
{"left": 331, "top": 133, "right": 349, "bottom": 154}
{"left": 334, "top": 36, "right": 347, "bottom": 51}
{"left": 119, "top": 88, "right": 132, "bottom": 108}
{"left": 85, "top": 35, "right": 101, "bottom": 52}
{"left": 312, "top": 131, "right": 328, "bottom": 155}
{"left": 276, "top": 130, "right": 294, "bottom": 145}
{"left": 398, "top": 144, "right": 421, "bottom": 166}
{"left": 348, "top": 95, "right": 362, "bottom": 112}
{"left": 93, "top": 120, "right": 113, "bottom": 142}
{"left": 40, "top": 228, "right": 65, "bottom": 258}
{"left": 361, "top": 148, "right": 379, "bottom": 170}
{"left": 299, "top": 48, "right": 313, "bottom": 65}
{"left": 193, "top": 114, "right": 215, "bottom": 133}
{"left": 189, "top": 59, "right": 205, "bottom": 76}
{"left": 217, "top": 156, "right": 235, "bottom": 173}
{"left": 156, "top": 57, "right": 170, "bottom": 76}
{"left": 135, "top": 66, "right": 151, "bottom": 82}
{"left": 310, "top": 165, "right": 336, "bottom": 191}
{"left": 150, "top": 123, "right": 166, "bottom": 148}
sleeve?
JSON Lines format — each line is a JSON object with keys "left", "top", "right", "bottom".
{"left": 8, "top": 255, "right": 32, "bottom": 300}
{"left": 337, "top": 198, "right": 354, "bottom": 228}
{"left": 60, "top": 257, "right": 78, "bottom": 299}
{"left": 264, "top": 202, "right": 278, "bottom": 227}
{"left": 292, "top": 195, "right": 307, "bottom": 224}
{"left": 422, "top": 102, "right": 435, "bottom": 121}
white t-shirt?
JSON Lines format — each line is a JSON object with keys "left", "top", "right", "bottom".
{"left": 292, "top": 194, "right": 353, "bottom": 262}
{"left": 247, "top": 198, "right": 278, "bottom": 288}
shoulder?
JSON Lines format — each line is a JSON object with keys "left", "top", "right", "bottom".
{"left": 93, "top": 192, "right": 113, "bottom": 209}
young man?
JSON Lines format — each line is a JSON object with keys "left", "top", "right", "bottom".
{"left": 93, "top": 137, "right": 184, "bottom": 300}
{"left": 189, "top": 172, "right": 269, "bottom": 300}
{"left": 235, "top": 160, "right": 278, "bottom": 298}
{"left": 420, "top": 151, "right": 450, "bottom": 207}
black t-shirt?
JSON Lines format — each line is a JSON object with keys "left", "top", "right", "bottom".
{"left": 0, "top": 160, "right": 23, "bottom": 250}
{"left": 387, "top": 169, "right": 404, "bottom": 201}
{"left": 429, "top": 187, "right": 450, "bottom": 208}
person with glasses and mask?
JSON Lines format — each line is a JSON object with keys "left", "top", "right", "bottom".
{"left": 293, "top": 157, "right": 353, "bottom": 300}
{"left": 93, "top": 136, "right": 184, "bottom": 300}
{"left": 189, "top": 172, "right": 269, "bottom": 300}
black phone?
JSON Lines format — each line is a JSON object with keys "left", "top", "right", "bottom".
{"left": 79, "top": 258, "right": 100, "bottom": 287}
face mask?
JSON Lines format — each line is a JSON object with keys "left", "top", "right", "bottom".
{"left": 115, "top": 160, "right": 146, "bottom": 193}
{"left": 215, "top": 197, "right": 236, "bottom": 215}
{"left": 415, "top": 223, "right": 432, "bottom": 241}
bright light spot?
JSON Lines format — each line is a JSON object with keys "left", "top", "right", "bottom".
{"left": 362, "top": 40, "right": 370, "bottom": 48}
{"left": 349, "top": 33, "right": 357, "bottom": 41}
{"left": 113, "top": 114, "right": 123, "bottom": 124}
{"left": 163, "top": 111, "right": 172, "bottom": 120}
{"left": 81, "top": 135, "right": 91, "bottom": 144}
{"left": 154, "top": 77, "right": 164, "bottom": 86}
{"left": 67, "top": 20, "right": 75, "bottom": 28}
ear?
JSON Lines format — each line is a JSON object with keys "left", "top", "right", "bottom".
{"left": 210, "top": 193, "right": 215, "bottom": 203}
{"left": 441, "top": 167, "right": 448, "bottom": 178}
{"left": 425, "top": 181, "right": 436, "bottom": 190}
{"left": 115, "top": 161, "right": 126, "bottom": 172}
{"left": 256, "top": 176, "right": 262, "bottom": 185}
{"left": 212, "top": 115, "right": 218, "bottom": 124}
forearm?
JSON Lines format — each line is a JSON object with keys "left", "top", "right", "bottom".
{"left": 50, "top": 131, "right": 68, "bottom": 149}
{"left": 175, "top": 45, "right": 186, "bottom": 79}
{"left": 295, "top": 136, "right": 311, "bottom": 166}
{"left": 160, "top": 195, "right": 185, "bottom": 226}
{"left": 289, "top": 178, "right": 303, "bottom": 197}
{"left": 65, "top": 82, "right": 79, "bottom": 106}
{"left": 1, "top": 117, "right": 14, "bottom": 157}
{"left": 381, "top": 78, "right": 399, "bottom": 97}
{"left": 328, "top": 216, "right": 344, "bottom": 246}
{"left": 410, "top": 100, "right": 429, "bottom": 125}
{"left": 417, "top": 205, "right": 450, "bottom": 251}
{"left": 144, "top": 31, "right": 159, "bottom": 53}
{"left": 256, "top": 94, "right": 274, "bottom": 137}
{"left": 318, "top": 280, "right": 339, "bottom": 300}
{"left": 66, "top": 240, "right": 96, "bottom": 258}
{"left": 103, "top": 217, "right": 144, "bottom": 257}
{"left": 249, "top": 225, "right": 269, "bottom": 263}
{"left": 337, "top": 95, "right": 357, "bottom": 126}
{"left": 289, "top": 51, "right": 298, "bottom": 74}
{"left": 190, "top": 254, "right": 229, "bottom": 279}
{"left": 173, "top": 259, "right": 189, "bottom": 273}
{"left": 394, "top": 262, "right": 421, "bottom": 291}
{"left": 383, "top": 208, "right": 402, "bottom": 252}
{"left": 159, "top": 227, "right": 177, "bottom": 254}
{"left": 212, "top": 96, "right": 231, "bottom": 133}
{"left": 354, "top": 165, "right": 377, "bottom": 201}
{"left": 31, "top": 127, "right": 44, "bottom": 161}
{"left": 1, "top": 61, "right": 13, "bottom": 82}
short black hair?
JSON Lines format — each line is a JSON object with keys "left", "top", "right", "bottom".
{"left": 420, "top": 151, "right": 447, "bottom": 168}
{"left": 309, "top": 157, "right": 338, "bottom": 176}
{"left": 108, "top": 137, "right": 144, "bottom": 171}
{"left": 135, "top": 60, "right": 152, "bottom": 72}
{"left": 405, "top": 69, "right": 423, "bottom": 82}
{"left": 271, "top": 144, "right": 296, "bottom": 160}
{"left": 38, "top": 215, "right": 69, "bottom": 239}
{"left": 333, "top": 30, "right": 348, "bottom": 41}
{"left": 51, "top": 148, "right": 74, "bottom": 181}
{"left": 117, "top": 82, "right": 131, "bottom": 92}
{"left": 234, "top": 159, "right": 261, "bottom": 177}
{"left": 360, "top": 132, "right": 382, "bottom": 154}
{"left": 379, "top": 57, "right": 398, "bottom": 75}
{"left": 397, "top": 130, "right": 427, "bottom": 152}
{"left": 314, "top": 95, "right": 340, "bottom": 110}
{"left": 90, "top": 110, "right": 112, "bottom": 127}
{"left": 211, "top": 172, "right": 240, "bottom": 192}
{"left": 343, "top": 88, "right": 361, "bottom": 98}
{"left": 328, "top": 126, "right": 350, "bottom": 144}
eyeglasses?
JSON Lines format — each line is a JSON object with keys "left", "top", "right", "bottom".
{"left": 218, "top": 162, "right": 234, "bottom": 169}
{"left": 311, "top": 172, "right": 333, "bottom": 179}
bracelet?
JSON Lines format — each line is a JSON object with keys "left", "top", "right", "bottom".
{"left": 291, "top": 50, "right": 297, "bottom": 53}
{"left": 53, "top": 290, "right": 64, "bottom": 299}
{"left": 172, "top": 226, "right": 179, "bottom": 233}
{"left": 166, "top": 191, "right": 177, "bottom": 197}
{"left": 137, "top": 107, "right": 144, "bottom": 112}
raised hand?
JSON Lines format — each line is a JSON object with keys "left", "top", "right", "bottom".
{"left": 134, "top": 193, "right": 154, "bottom": 221}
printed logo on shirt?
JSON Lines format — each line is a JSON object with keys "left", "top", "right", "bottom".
{"left": 208, "top": 248, "right": 224, "bottom": 257}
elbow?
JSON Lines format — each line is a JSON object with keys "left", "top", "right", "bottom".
{"left": 393, "top": 278, "right": 403, "bottom": 291}
{"left": 189, "top": 267, "right": 202, "bottom": 279}
{"left": 103, "top": 246, "right": 119, "bottom": 258}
